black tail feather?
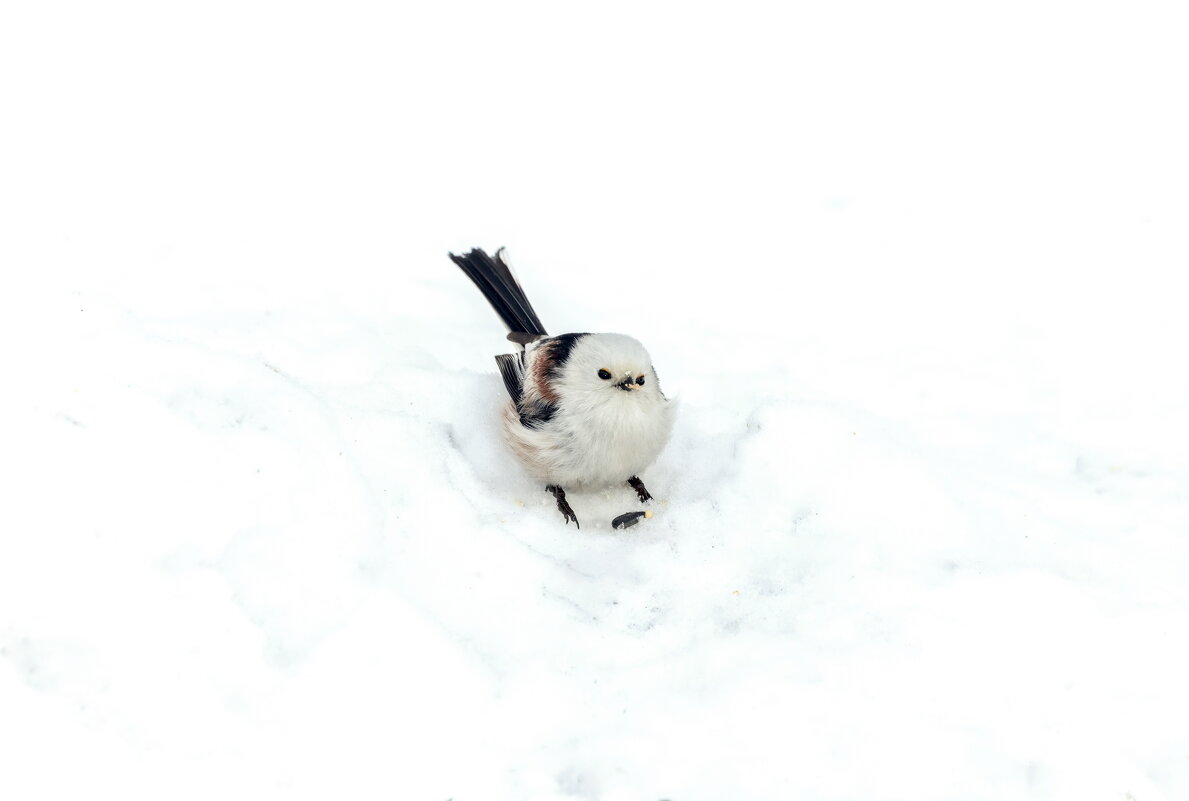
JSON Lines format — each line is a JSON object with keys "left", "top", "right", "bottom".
{"left": 449, "top": 248, "right": 548, "bottom": 337}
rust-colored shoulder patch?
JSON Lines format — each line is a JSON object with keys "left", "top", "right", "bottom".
{"left": 530, "top": 333, "right": 588, "bottom": 404}
{"left": 533, "top": 341, "right": 561, "bottom": 403}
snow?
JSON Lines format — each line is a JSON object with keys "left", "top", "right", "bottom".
{"left": 3, "top": 2, "right": 1189, "bottom": 799}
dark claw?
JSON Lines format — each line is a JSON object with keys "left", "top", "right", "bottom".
{"left": 546, "top": 485, "right": 580, "bottom": 528}
{"left": 627, "top": 476, "right": 652, "bottom": 503}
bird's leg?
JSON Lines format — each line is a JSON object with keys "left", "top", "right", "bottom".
{"left": 627, "top": 476, "right": 652, "bottom": 503}
{"left": 546, "top": 485, "right": 580, "bottom": 528}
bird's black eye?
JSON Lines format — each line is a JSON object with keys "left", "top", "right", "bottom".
{"left": 636, "top": 375, "right": 645, "bottom": 385}
{"left": 598, "top": 368, "right": 612, "bottom": 380}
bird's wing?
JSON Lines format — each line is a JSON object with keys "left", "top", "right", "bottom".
{"left": 497, "top": 351, "right": 558, "bottom": 429}
{"left": 494, "top": 352, "right": 525, "bottom": 404}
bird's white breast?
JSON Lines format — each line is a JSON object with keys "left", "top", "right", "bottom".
{"left": 552, "top": 390, "right": 674, "bottom": 487}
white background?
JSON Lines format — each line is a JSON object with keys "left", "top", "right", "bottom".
{"left": 3, "top": 2, "right": 1188, "bottom": 799}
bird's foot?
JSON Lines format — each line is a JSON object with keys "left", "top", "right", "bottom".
{"left": 546, "top": 485, "right": 580, "bottom": 528}
{"left": 627, "top": 476, "right": 652, "bottom": 503}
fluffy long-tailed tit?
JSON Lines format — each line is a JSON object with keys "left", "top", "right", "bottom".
{"left": 449, "top": 248, "right": 675, "bottom": 528}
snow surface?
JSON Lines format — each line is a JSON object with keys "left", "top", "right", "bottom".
{"left": 3, "top": 2, "right": 1189, "bottom": 799}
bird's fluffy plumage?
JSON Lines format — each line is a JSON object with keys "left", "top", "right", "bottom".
{"left": 448, "top": 247, "right": 675, "bottom": 524}
{"left": 506, "top": 332, "right": 675, "bottom": 487}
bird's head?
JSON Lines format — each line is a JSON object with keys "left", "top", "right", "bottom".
{"left": 554, "top": 333, "right": 664, "bottom": 402}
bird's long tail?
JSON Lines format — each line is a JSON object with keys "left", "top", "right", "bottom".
{"left": 448, "top": 248, "right": 548, "bottom": 337}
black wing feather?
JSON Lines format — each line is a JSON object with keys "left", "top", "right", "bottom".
{"left": 494, "top": 353, "right": 524, "bottom": 404}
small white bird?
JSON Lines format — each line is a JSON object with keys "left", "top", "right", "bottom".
{"left": 449, "top": 247, "right": 676, "bottom": 528}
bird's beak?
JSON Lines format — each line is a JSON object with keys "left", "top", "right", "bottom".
{"left": 616, "top": 377, "right": 638, "bottom": 391}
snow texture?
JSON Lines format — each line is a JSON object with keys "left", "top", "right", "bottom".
{"left": 3, "top": 2, "right": 1189, "bottom": 799}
